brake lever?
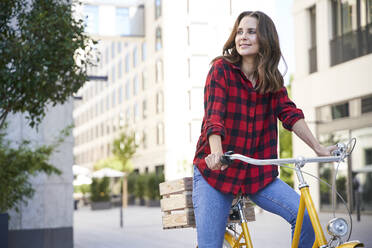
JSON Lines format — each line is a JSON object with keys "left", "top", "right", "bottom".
{"left": 220, "top": 151, "right": 234, "bottom": 165}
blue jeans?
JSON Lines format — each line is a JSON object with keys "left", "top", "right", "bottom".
{"left": 192, "top": 166, "right": 315, "bottom": 248}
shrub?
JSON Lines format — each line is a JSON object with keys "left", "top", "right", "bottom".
{"left": 146, "top": 172, "right": 165, "bottom": 200}
{"left": 127, "top": 172, "right": 138, "bottom": 195}
{"left": 90, "top": 177, "right": 111, "bottom": 202}
{"left": 134, "top": 174, "right": 147, "bottom": 199}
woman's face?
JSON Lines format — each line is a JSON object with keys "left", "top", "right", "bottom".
{"left": 235, "top": 16, "right": 259, "bottom": 58}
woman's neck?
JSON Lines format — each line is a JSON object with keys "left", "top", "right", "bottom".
{"left": 241, "top": 56, "right": 257, "bottom": 83}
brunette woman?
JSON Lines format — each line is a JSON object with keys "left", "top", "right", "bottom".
{"left": 192, "top": 11, "right": 336, "bottom": 248}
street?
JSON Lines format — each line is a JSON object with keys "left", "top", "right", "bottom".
{"left": 74, "top": 206, "right": 372, "bottom": 248}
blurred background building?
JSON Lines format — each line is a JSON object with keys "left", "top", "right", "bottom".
{"left": 73, "top": 0, "right": 283, "bottom": 181}
{"left": 292, "top": 0, "right": 372, "bottom": 213}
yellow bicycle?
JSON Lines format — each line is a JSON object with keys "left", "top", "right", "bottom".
{"left": 220, "top": 139, "right": 364, "bottom": 248}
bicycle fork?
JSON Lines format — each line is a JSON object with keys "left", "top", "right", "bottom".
{"left": 292, "top": 161, "right": 327, "bottom": 248}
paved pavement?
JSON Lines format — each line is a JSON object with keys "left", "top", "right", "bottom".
{"left": 74, "top": 206, "right": 372, "bottom": 248}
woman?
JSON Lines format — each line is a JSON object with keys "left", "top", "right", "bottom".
{"left": 192, "top": 11, "right": 335, "bottom": 248}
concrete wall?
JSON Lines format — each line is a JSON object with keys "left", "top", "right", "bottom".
{"left": 6, "top": 101, "right": 74, "bottom": 248}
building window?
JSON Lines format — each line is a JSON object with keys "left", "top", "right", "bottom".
{"left": 157, "top": 122, "right": 164, "bottom": 145}
{"left": 155, "top": 165, "right": 164, "bottom": 176}
{"left": 105, "top": 47, "right": 109, "bottom": 64}
{"left": 125, "top": 54, "right": 130, "bottom": 73}
{"left": 116, "top": 8, "right": 130, "bottom": 36}
{"left": 309, "top": 6, "right": 317, "bottom": 73}
{"left": 117, "top": 41, "right": 122, "bottom": 53}
{"left": 141, "top": 42, "right": 146, "bottom": 61}
{"left": 106, "top": 95, "right": 110, "bottom": 110}
{"left": 156, "top": 59, "right": 163, "bottom": 83}
{"left": 142, "top": 130, "right": 147, "bottom": 149}
{"left": 365, "top": 148, "right": 372, "bottom": 165}
{"left": 156, "top": 27, "right": 162, "bottom": 51}
{"left": 111, "top": 66, "right": 115, "bottom": 83}
{"left": 125, "top": 80, "right": 130, "bottom": 100}
{"left": 142, "top": 99, "right": 147, "bottom": 119}
{"left": 155, "top": 0, "right": 162, "bottom": 19}
{"left": 142, "top": 71, "right": 147, "bottom": 90}
{"left": 118, "top": 60, "right": 122, "bottom": 79}
{"left": 187, "top": 90, "right": 191, "bottom": 110}
{"left": 83, "top": 5, "right": 99, "bottom": 34}
{"left": 331, "top": 102, "right": 349, "bottom": 119}
{"left": 133, "top": 76, "right": 139, "bottom": 96}
{"left": 361, "top": 95, "right": 372, "bottom": 113}
{"left": 125, "top": 107, "right": 130, "bottom": 123}
{"left": 187, "top": 26, "right": 190, "bottom": 45}
{"left": 112, "top": 91, "right": 116, "bottom": 107}
{"left": 133, "top": 46, "right": 138, "bottom": 67}
{"left": 330, "top": 0, "right": 372, "bottom": 66}
{"left": 111, "top": 42, "right": 115, "bottom": 59}
{"left": 118, "top": 86, "right": 123, "bottom": 104}
{"left": 133, "top": 103, "right": 139, "bottom": 122}
{"left": 156, "top": 91, "right": 164, "bottom": 113}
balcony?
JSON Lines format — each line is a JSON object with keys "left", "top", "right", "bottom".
{"left": 330, "top": 22, "right": 372, "bottom": 66}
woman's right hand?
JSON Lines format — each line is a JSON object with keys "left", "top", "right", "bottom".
{"left": 205, "top": 152, "right": 228, "bottom": 171}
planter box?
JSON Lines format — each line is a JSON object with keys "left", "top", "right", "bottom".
{"left": 146, "top": 199, "right": 160, "bottom": 207}
{"left": 0, "top": 213, "right": 8, "bottom": 248}
{"left": 128, "top": 195, "right": 136, "bottom": 205}
{"left": 91, "top": 201, "right": 111, "bottom": 210}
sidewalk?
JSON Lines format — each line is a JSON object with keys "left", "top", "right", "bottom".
{"left": 74, "top": 206, "right": 372, "bottom": 248}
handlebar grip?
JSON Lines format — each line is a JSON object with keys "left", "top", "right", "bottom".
{"left": 220, "top": 151, "right": 234, "bottom": 165}
{"left": 332, "top": 143, "right": 346, "bottom": 157}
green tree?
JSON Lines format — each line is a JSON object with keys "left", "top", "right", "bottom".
{"left": 0, "top": 0, "right": 97, "bottom": 128}
{"left": 93, "top": 156, "right": 133, "bottom": 172}
{"left": 112, "top": 129, "right": 138, "bottom": 173}
{"left": 279, "top": 79, "right": 294, "bottom": 187}
{"left": 0, "top": 126, "right": 72, "bottom": 212}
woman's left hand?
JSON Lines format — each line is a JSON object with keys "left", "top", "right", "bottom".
{"left": 315, "top": 145, "right": 338, "bottom": 156}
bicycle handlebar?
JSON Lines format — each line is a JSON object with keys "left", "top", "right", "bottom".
{"left": 220, "top": 138, "right": 356, "bottom": 167}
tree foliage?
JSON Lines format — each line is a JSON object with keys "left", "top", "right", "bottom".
{"left": 90, "top": 177, "right": 111, "bottom": 202}
{"left": 112, "top": 129, "right": 138, "bottom": 172}
{"left": 0, "top": 0, "right": 97, "bottom": 128}
{"left": 279, "top": 81, "right": 294, "bottom": 187}
{"left": 0, "top": 126, "right": 72, "bottom": 213}
{"left": 93, "top": 156, "right": 133, "bottom": 172}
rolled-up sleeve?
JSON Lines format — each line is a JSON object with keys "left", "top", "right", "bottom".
{"left": 276, "top": 87, "right": 304, "bottom": 131}
{"left": 203, "top": 61, "right": 227, "bottom": 140}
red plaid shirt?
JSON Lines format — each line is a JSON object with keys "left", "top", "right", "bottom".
{"left": 193, "top": 58, "right": 304, "bottom": 195}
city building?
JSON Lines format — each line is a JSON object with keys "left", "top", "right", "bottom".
{"left": 73, "top": 0, "right": 279, "bottom": 180}
{"left": 292, "top": 0, "right": 372, "bottom": 213}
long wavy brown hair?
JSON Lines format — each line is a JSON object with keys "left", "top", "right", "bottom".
{"left": 213, "top": 11, "right": 286, "bottom": 94}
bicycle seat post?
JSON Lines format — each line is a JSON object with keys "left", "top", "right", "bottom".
{"left": 236, "top": 200, "right": 247, "bottom": 223}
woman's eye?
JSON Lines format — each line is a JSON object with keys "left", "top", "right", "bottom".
{"left": 237, "top": 30, "right": 243, "bottom": 35}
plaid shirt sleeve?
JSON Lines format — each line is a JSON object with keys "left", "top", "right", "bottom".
{"left": 275, "top": 87, "right": 304, "bottom": 131}
{"left": 203, "top": 61, "right": 227, "bottom": 140}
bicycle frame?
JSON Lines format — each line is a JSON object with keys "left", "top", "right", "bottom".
{"left": 222, "top": 150, "right": 364, "bottom": 248}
